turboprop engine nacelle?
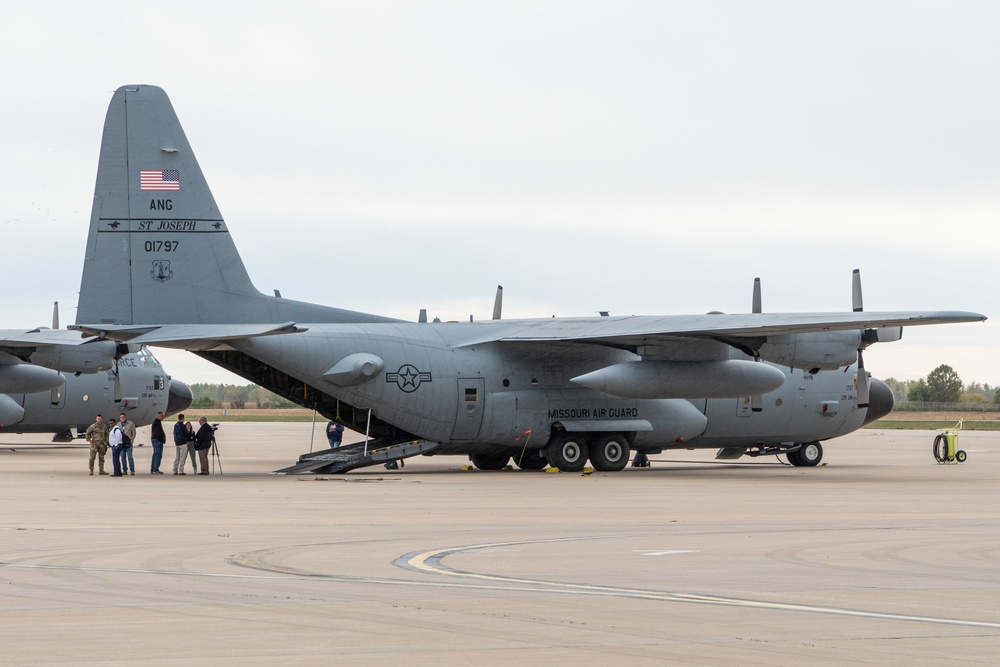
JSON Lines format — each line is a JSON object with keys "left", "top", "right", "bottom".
{"left": 27, "top": 341, "right": 117, "bottom": 374}
{"left": 0, "top": 363, "right": 65, "bottom": 394}
{"left": 756, "top": 331, "right": 861, "bottom": 371}
{"left": 570, "top": 359, "right": 786, "bottom": 399}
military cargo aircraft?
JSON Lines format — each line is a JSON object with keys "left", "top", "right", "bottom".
{"left": 1, "top": 304, "right": 191, "bottom": 438}
{"left": 3, "top": 348, "right": 192, "bottom": 439}
{"left": 72, "top": 85, "right": 985, "bottom": 472}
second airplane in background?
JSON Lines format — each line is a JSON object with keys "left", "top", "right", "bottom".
{"left": 0, "top": 304, "right": 191, "bottom": 439}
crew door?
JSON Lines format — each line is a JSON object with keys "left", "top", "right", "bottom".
{"left": 452, "top": 378, "right": 485, "bottom": 440}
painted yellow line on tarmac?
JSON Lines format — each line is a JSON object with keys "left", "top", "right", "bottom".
{"left": 403, "top": 538, "right": 1000, "bottom": 630}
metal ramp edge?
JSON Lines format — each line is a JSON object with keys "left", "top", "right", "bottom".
{"left": 272, "top": 439, "right": 441, "bottom": 475}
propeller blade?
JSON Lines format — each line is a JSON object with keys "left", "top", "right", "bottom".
{"left": 113, "top": 359, "right": 122, "bottom": 402}
{"left": 852, "top": 269, "right": 863, "bottom": 312}
{"left": 752, "top": 278, "right": 762, "bottom": 314}
{"left": 856, "top": 350, "right": 870, "bottom": 408}
{"left": 52, "top": 301, "right": 60, "bottom": 330}
{"left": 492, "top": 285, "right": 503, "bottom": 320}
{"left": 418, "top": 308, "right": 427, "bottom": 324}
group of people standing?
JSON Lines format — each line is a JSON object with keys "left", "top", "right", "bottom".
{"left": 85, "top": 411, "right": 215, "bottom": 476}
{"left": 84, "top": 412, "right": 137, "bottom": 476}
{"left": 171, "top": 413, "right": 215, "bottom": 475}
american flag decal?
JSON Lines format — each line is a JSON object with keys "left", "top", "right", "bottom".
{"left": 140, "top": 169, "right": 180, "bottom": 191}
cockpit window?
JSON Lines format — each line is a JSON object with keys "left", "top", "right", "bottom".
{"left": 137, "top": 347, "right": 162, "bottom": 369}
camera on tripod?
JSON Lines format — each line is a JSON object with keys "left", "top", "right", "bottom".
{"left": 211, "top": 423, "right": 219, "bottom": 432}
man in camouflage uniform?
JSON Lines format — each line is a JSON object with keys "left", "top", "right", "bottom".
{"left": 85, "top": 414, "right": 109, "bottom": 475}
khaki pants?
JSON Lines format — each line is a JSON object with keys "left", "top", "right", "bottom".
{"left": 173, "top": 445, "right": 188, "bottom": 473}
{"left": 198, "top": 448, "right": 210, "bottom": 474}
{"left": 89, "top": 443, "right": 108, "bottom": 472}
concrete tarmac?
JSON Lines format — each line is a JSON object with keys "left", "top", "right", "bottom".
{"left": 1, "top": 423, "right": 998, "bottom": 665}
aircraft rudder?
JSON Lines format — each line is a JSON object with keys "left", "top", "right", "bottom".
{"left": 77, "top": 85, "right": 262, "bottom": 326}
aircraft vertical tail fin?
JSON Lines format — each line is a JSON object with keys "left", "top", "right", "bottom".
{"left": 76, "top": 85, "right": 391, "bottom": 327}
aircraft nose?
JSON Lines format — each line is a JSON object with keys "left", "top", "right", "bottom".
{"left": 862, "top": 378, "right": 894, "bottom": 425}
{"left": 167, "top": 380, "right": 194, "bottom": 416}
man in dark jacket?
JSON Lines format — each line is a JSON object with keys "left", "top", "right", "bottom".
{"left": 172, "top": 413, "right": 190, "bottom": 475}
{"left": 150, "top": 411, "right": 166, "bottom": 474}
{"left": 194, "top": 417, "right": 214, "bottom": 475}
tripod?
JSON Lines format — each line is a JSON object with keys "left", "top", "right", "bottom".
{"left": 210, "top": 434, "right": 223, "bottom": 475}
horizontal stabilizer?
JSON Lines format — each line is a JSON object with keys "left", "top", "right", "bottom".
{"left": 71, "top": 322, "right": 304, "bottom": 349}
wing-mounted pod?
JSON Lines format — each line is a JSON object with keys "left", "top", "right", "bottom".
{"left": 0, "top": 360, "right": 65, "bottom": 393}
{"left": 323, "top": 353, "right": 385, "bottom": 387}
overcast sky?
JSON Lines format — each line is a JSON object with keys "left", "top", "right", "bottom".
{"left": 1, "top": 1, "right": 996, "bottom": 387}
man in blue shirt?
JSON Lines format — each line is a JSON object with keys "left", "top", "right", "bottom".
{"left": 326, "top": 420, "right": 344, "bottom": 448}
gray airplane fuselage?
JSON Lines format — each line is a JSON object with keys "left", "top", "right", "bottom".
{"left": 222, "top": 322, "right": 876, "bottom": 455}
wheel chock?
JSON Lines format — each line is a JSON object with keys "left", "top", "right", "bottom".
{"left": 544, "top": 467, "right": 560, "bottom": 473}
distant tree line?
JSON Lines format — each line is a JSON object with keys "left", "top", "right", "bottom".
{"left": 189, "top": 383, "right": 299, "bottom": 409}
{"left": 883, "top": 364, "right": 1000, "bottom": 406}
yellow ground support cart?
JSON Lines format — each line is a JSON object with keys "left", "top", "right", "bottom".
{"left": 933, "top": 420, "right": 967, "bottom": 464}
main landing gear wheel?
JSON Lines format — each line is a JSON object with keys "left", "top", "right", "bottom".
{"left": 787, "top": 441, "right": 823, "bottom": 467}
{"left": 588, "top": 434, "right": 630, "bottom": 471}
{"left": 512, "top": 449, "right": 548, "bottom": 470}
{"left": 471, "top": 451, "right": 511, "bottom": 471}
{"left": 545, "top": 434, "right": 589, "bottom": 472}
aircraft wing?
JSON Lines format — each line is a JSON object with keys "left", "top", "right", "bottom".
{"left": 460, "top": 310, "right": 986, "bottom": 347}
{"left": 70, "top": 322, "right": 306, "bottom": 350}
{"left": 0, "top": 328, "right": 95, "bottom": 347}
